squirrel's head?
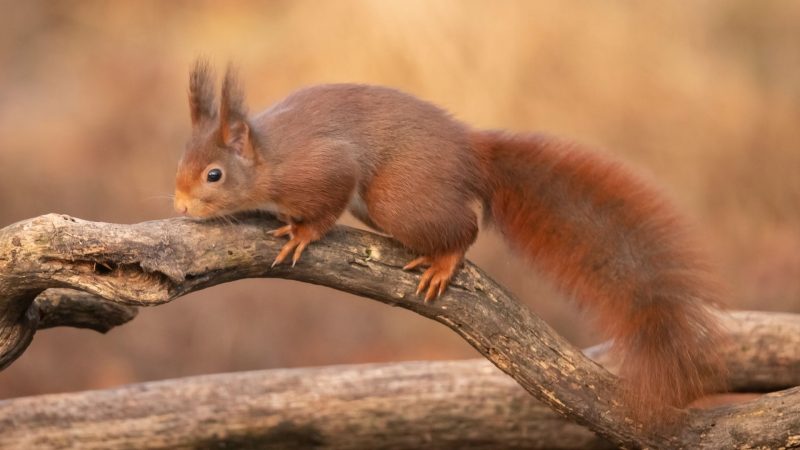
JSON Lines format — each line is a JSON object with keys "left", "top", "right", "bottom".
{"left": 174, "top": 61, "right": 261, "bottom": 218}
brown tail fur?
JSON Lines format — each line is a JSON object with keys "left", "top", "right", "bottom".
{"left": 475, "top": 130, "right": 726, "bottom": 422}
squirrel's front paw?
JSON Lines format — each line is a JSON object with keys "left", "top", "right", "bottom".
{"left": 270, "top": 223, "right": 323, "bottom": 267}
{"left": 403, "top": 251, "right": 463, "bottom": 302}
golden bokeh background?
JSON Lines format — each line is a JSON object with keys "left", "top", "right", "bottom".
{"left": 1, "top": 1, "right": 798, "bottom": 398}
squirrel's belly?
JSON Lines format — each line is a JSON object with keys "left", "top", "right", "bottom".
{"left": 347, "top": 189, "right": 384, "bottom": 232}
{"left": 348, "top": 191, "right": 368, "bottom": 218}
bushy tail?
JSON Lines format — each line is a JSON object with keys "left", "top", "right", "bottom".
{"left": 475, "top": 130, "right": 726, "bottom": 421}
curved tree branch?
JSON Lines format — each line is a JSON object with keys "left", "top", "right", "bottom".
{"left": 25, "top": 287, "right": 800, "bottom": 393}
{"left": 1, "top": 213, "right": 798, "bottom": 448}
{"left": 33, "top": 289, "right": 138, "bottom": 332}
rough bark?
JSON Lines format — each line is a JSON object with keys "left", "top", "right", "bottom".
{"left": 24, "top": 288, "right": 800, "bottom": 393}
{"left": 0, "top": 360, "right": 615, "bottom": 450}
{"left": 33, "top": 289, "right": 138, "bottom": 332}
{"left": 1, "top": 213, "right": 798, "bottom": 448}
{"left": 2, "top": 316, "right": 799, "bottom": 450}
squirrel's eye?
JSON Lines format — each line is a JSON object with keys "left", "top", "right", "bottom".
{"left": 207, "top": 168, "right": 223, "bottom": 182}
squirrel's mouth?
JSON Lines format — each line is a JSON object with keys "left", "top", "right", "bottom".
{"left": 173, "top": 193, "right": 222, "bottom": 219}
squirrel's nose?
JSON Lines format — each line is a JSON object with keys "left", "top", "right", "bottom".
{"left": 173, "top": 197, "right": 189, "bottom": 215}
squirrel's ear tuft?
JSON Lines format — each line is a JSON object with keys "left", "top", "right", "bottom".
{"left": 218, "top": 64, "right": 254, "bottom": 159}
{"left": 219, "top": 64, "right": 247, "bottom": 126}
{"left": 189, "top": 59, "right": 216, "bottom": 126}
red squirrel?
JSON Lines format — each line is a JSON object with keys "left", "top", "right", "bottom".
{"left": 174, "top": 61, "right": 725, "bottom": 421}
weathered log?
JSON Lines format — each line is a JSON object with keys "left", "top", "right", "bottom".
{"left": 1, "top": 213, "right": 798, "bottom": 448}
{"left": 2, "top": 312, "right": 799, "bottom": 450}
{"left": 0, "top": 360, "right": 615, "bottom": 450}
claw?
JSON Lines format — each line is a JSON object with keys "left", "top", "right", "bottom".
{"left": 292, "top": 240, "right": 309, "bottom": 267}
{"left": 272, "top": 237, "right": 311, "bottom": 267}
{"left": 403, "top": 256, "right": 430, "bottom": 271}
{"left": 270, "top": 225, "right": 294, "bottom": 238}
{"left": 272, "top": 239, "right": 294, "bottom": 267}
{"left": 424, "top": 273, "right": 451, "bottom": 302}
{"left": 425, "top": 278, "right": 439, "bottom": 302}
{"left": 416, "top": 268, "right": 435, "bottom": 295}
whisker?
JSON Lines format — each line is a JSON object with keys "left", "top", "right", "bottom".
{"left": 146, "top": 194, "right": 175, "bottom": 200}
{"left": 143, "top": 195, "right": 176, "bottom": 204}
{"left": 214, "top": 215, "right": 236, "bottom": 227}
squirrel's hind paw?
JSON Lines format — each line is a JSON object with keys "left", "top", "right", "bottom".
{"left": 403, "top": 252, "right": 463, "bottom": 302}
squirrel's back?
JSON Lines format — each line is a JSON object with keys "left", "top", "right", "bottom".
{"left": 254, "top": 83, "right": 485, "bottom": 199}
{"left": 256, "top": 84, "right": 470, "bottom": 159}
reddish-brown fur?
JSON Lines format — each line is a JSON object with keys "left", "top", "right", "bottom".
{"left": 474, "top": 131, "right": 726, "bottom": 421}
{"left": 175, "top": 62, "right": 726, "bottom": 422}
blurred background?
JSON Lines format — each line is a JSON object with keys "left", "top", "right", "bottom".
{"left": 0, "top": 1, "right": 798, "bottom": 398}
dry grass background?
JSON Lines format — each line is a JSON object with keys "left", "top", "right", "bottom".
{"left": 0, "top": 0, "right": 798, "bottom": 398}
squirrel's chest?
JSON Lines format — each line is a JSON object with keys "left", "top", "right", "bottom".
{"left": 259, "top": 201, "right": 285, "bottom": 216}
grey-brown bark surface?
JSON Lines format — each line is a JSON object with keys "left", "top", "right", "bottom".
{"left": 1, "top": 320, "right": 798, "bottom": 450}
{"left": 1, "top": 213, "right": 798, "bottom": 448}
{"left": 33, "top": 288, "right": 138, "bottom": 332}
{"left": 0, "top": 360, "right": 614, "bottom": 450}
